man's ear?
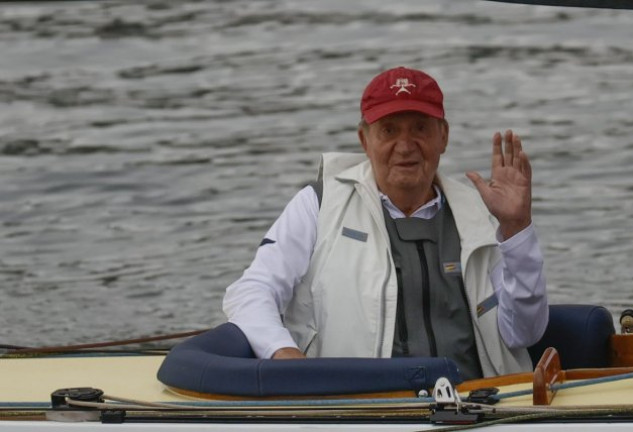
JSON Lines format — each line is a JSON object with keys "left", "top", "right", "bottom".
{"left": 440, "top": 119, "right": 449, "bottom": 153}
{"left": 358, "top": 127, "right": 369, "bottom": 153}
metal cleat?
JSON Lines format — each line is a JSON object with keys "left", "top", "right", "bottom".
{"left": 430, "top": 377, "right": 480, "bottom": 425}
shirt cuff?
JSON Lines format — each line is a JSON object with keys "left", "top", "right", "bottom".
{"left": 496, "top": 222, "right": 536, "bottom": 254}
{"left": 232, "top": 322, "right": 299, "bottom": 359}
{"left": 261, "top": 336, "right": 300, "bottom": 359}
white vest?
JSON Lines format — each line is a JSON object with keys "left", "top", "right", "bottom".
{"left": 283, "top": 153, "right": 532, "bottom": 377}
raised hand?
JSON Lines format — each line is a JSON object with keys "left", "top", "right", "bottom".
{"left": 465, "top": 130, "right": 532, "bottom": 240}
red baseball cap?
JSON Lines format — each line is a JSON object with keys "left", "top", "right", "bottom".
{"left": 360, "top": 67, "right": 445, "bottom": 124}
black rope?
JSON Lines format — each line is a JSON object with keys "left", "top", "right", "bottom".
{"left": 486, "top": 0, "right": 633, "bottom": 9}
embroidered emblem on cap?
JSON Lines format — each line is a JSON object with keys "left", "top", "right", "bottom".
{"left": 390, "top": 78, "right": 416, "bottom": 95}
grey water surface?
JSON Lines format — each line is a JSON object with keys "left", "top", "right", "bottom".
{"left": 1, "top": 0, "right": 632, "bottom": 347}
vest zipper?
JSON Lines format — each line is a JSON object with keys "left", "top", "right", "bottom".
{"left": 417, "top": 242, "right": 437, "bottom": 357}
{"left": 395, "top": 267, "right": 409, "bottom": 356}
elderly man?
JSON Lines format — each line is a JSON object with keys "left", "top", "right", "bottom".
{"left": 223, "top": 66, "right": 548, "bottom": 380}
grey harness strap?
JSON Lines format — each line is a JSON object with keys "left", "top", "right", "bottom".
{"left": 384, "top": 202, "right": 483, "bottom": 380}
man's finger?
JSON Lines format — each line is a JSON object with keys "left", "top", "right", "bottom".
{"left": 512, "top": 133, "right": 523, "bottom": 170}
{"left": 521, "top": 150, "right": 532, "bottom": 181}
{"left": 466, "top": 171, "right": 487, "bottom": 194}
{"left": 504, "top": 129, "right": 514, "bottom": 166}
{"left": 492, "top": 132, "right": 503, "bottom": 169}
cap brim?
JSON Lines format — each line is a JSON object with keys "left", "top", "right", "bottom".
{"left": 363, "top": 100, "right": 444, "bottom": 124}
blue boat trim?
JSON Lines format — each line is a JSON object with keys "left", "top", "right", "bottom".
{"left": 157, "top": 323, "right": 462, "bottom": 397}
{"left": 158, "top": 305, "right": 616, "bottom": 397}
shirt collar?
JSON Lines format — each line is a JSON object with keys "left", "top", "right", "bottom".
{"left": 380, "top": 184, "right": 443, "bottom": 220}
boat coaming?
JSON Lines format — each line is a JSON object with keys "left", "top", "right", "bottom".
{"left": 2, "top": 352, "right": 633, "bottom": 431}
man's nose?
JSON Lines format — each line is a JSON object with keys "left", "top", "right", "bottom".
{"left": 394, "top": 132, "right": 417, "bottom": 152}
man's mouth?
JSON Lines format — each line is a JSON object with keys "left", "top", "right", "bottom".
{"left": 394, "top": 161, "right": 419, "bottom": 168}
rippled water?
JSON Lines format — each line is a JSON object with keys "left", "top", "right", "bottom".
{"left": 1, "top": 0, "right": 632, "bottom": 347}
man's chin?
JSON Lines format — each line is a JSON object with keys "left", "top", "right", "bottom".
{"left": 387, "top": 177, "right": 425, "bottom": 191}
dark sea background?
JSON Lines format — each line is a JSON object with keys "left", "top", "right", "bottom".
{"left": 1, "top": 0, "right": 632, "bottom": 347}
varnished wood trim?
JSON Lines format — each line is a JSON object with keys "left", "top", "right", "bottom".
{"left": 166, "top": 386, "right": 417, "bottom": 401}
{"left": 533, "top": 347, "right": 562, "bottom": 405}
{"left": 610, "top": 334, "right": 633, "bottom": 367}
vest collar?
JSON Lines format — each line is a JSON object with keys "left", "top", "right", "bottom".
{"left": 435, "top": 174, "right": 497, "bottom": 253}
{"left": 321, "top": 152, "right": 497, "bottom": 252}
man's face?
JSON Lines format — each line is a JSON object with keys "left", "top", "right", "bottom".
{"left": 358, "top": 111, "right": 449, "bottom": 195}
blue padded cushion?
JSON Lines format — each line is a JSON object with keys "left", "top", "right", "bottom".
{"left": 157, "top": 323, "right": 462, "bottom": 397}
{"left": 528, "top": 304, "right": 615, "bottom": 369}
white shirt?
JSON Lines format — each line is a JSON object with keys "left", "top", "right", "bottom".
{"left": 223, "top": 185, "right": 547, "bottom": 359}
